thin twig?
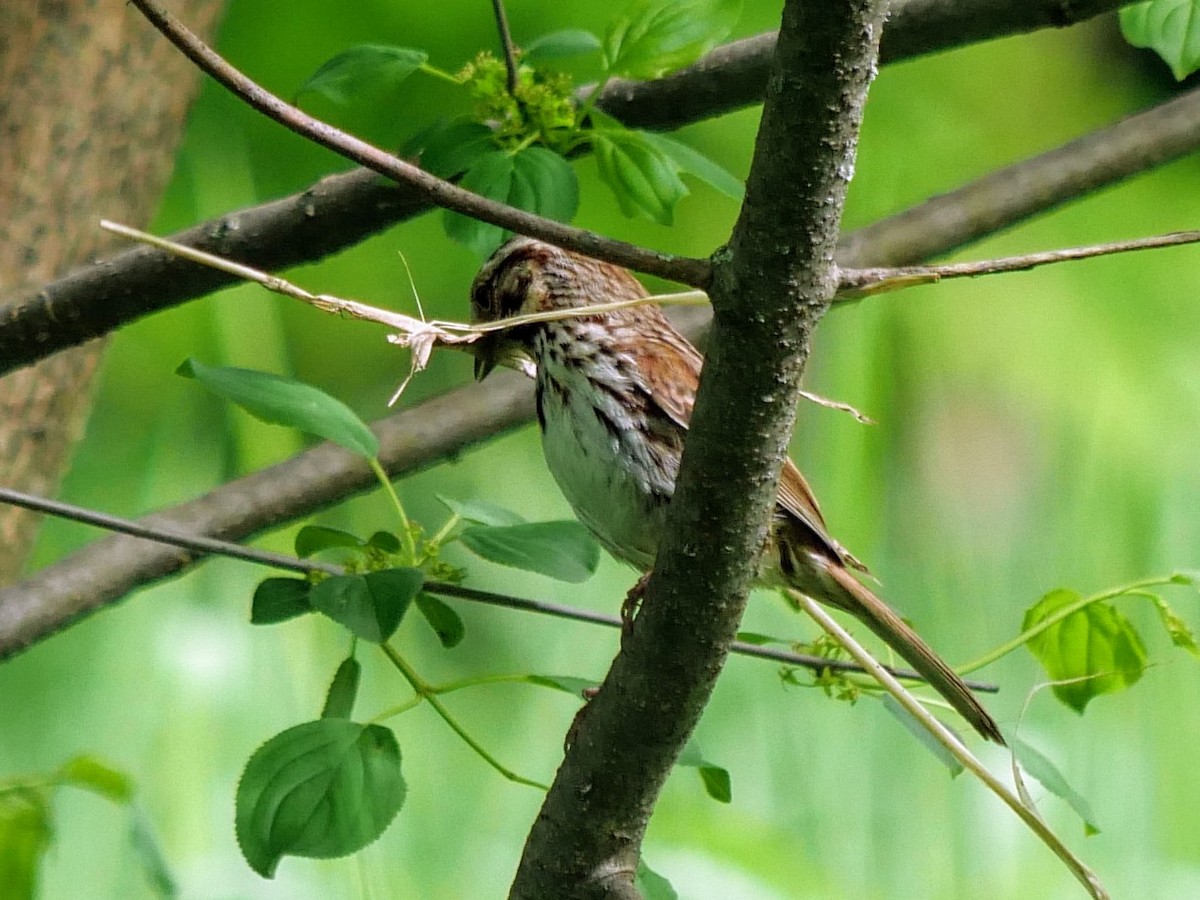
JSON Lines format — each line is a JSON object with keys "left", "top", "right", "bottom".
{"left": 0, "top": 485, "right": 1000, "bottom": 687}
{"left": 491, "top": 0, "right": 520, "bottom": 95}
{"left": 793, "top": 592, "right": 1109, "bottom": 900}
{"left": 125, "top": 0, "right": 711, "bottom": 288}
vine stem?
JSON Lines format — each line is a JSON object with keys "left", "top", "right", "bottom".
{"left": 792, "top": 591, "right": 1109, "bottom": 900}
{"left": 368, "top": 457, "right": 417, "bottom": 564}
{"left": 957, "top": 575, "right": 1182, "bottom": 675}
{"left": 380, "top": 643, "right": 549, "bottom": 790}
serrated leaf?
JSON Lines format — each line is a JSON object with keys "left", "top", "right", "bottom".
{"left": 592, "top": 130, "right": 688, "bottom": 224}
{"left": 405, "top": 118, "right": 497, "bottom": 178}
{"left": 295, "top": 525, "right": 364, "bottom": 558}
{"left": 603, "top": 0, "right": 741, "bottom": 79}
{"left": 414, "top": 594, "right": 466, "bottom": 648}
{"left": 57, "top": 756, "right": 133, "bottom": 803}
{"left": 677, "top": 739, "right": 732, "bottom": 803}
{"left": 322, "top": 657, "right": 362, "bottom": 719}
{"left": 297, "top": 45, "right": 429, "bottom": 104}
{"left": 636, "top": 859, "right": 679, "bottom": 900}
{"left": 523, "top": 29, "right": 603, "bottom": 63}
{"left": 437, "top": 495, "right": 527, "bottom": 527}
{"left": 639, "top": 131, "right": 744, "bottom": 200}
{"left": 1120, "top": 1, "right": 1200, "bottom": 80}
{"left": 882, "top": 696, "right": 966, "bottom": 777}
{"left": 178, "top": 360, "right": 379, "bottom": 458}
{"left": 251, "top": 578, "right": 313, "bottom": 625}
{"left": 444, "top": 147, "right": 580, "bottom": 257}
{"left": 1150, "top": 594, "right": 1200, "bottom": 657}
{"left": 524, "top": 674, "right": 598, "bottom": 696}
{"left": 0, "top": 790, "right": 52, "bottom": 900}
{"left": 1010, "top": 735, "right": 1101, "bottom": 835}
{"left": 460, "top": 521, "right": 600, "bottom": 582}
{"left": 310, "top": 570, "right": 423, "bottom": 643}
{"left": 1022, "top": 589, "right": 1148, "bottom": 713}
{"left": 235, "top": 720, "right": 405, "bottom": 878}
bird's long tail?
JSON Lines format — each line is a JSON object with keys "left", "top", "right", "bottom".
{"left": 805, "top": 564, "right": 1004, "bottom": 744}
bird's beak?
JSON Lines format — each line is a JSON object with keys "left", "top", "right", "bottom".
{"left": 473, "top": 333, "right": 499, "bottom": 381}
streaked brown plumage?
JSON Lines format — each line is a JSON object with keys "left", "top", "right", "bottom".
{"left": 470, "top": 236, "right": 1003, "bottom": 743}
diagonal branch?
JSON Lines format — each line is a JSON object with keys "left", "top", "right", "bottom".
{"left": 0, "top": 0, "right": 1161, "bottom": 377}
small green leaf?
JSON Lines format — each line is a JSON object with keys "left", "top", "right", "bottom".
{"left": 310, "top": 570, "right": 423, "bottom": 643}
{"left": 1022, "top": 589, "right": 1148, "bottom": 713}
{"left": 235, "top": 720, "right": 405, "bottom": 878}
{"left": 1120, "top": 1, "right": 1200, "bottom": 81}
{"left": 437, "top": 495, "right": 527, "bottom": 527}
{"left": 57, "top": 756, "right": 133, "bottom": 803}
{"left": 734, "top": 631, "right": 787, "bottom": 646}
{"left": 178, "top": 360, "right": 379, "bottom": 458}
{"left": 1150, "top": 594, "right": 1200, "bottom": 657}
{"left": 405, "top": 118, "right": 497, "bottom": 178}
{"left": 251, "top": 578, "right": 313, "bottom": 625}
{"left": 322, "top": 657, "right": 362, "bottom": 719}
{"left": 591, "top": 129, "right": 688, "bottom": 224}
{"left": 297, "top": 45, "right": 429, "bottom": 104}
{"left": 414, "top": 594, "right": 466, "bottom": 648}
{"left": 881, "top": 696, "right": 966, "bottom": 777}
{"left": 366, "top": 531, "right": 403, "bottom": 553}
{"left": 678, "top": 739, "right": 732, "bottom": 803}
{"left": 460, "top": 521, "right": 600, "bottom": 582}
{"left": 603, "top": 0, "right": 741, "bottom": 79}
{"left": 444, "top": 147, "right": 579, "bottom": 257}
{"left": 295, "top": 525, "right": 364, "bottom": 558}
{"left": 524, "top": 674, "right": 598, "bottom": 696}
{"left": 1010, "top": 735, "right": 1101, "bottom": 835}
{"left": 1171, "top": 569, "right": 1200, "bottom": 587}
{"left": 639, "top": 131, "right": 744, "bottom": 200}
{"left": 0, "top": 790, "right": 52, "bottom": 900}
{"left": 636, "top": 859, "right": 679, "bottom": 900}
{"left": 523, "top": 29, "right": 603, "bottom": 63}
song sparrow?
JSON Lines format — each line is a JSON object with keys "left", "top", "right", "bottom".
{"left": 470, "top": 236, "right": 1003, "bottom": 744}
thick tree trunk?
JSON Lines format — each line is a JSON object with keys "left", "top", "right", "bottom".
{"left": 0, "top": 0, "right": 225, "bottom": 579}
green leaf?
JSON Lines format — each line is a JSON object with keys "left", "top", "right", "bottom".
{"left": 235, "top": 720, "right": 405, "bottom": 878}
{"left": 678, "top": 739, "right": 732, "bottom": 803}
{"left": 251, "top": 578, "right": 313, "bottom": 625}
{"left": 437, "top": 495, "right": 527, "bottom": 526}
{"left": 881, "top": 696, "right": 966, "bottom": 777}
{"left": 405, "top": 118, "right": 497, "bottom": 178}
{"left": 524, "top": 674, "right": 598, "bottom": 696}
{"left": 639, "top": 131, "right": 744, "bottom": 200}
{"left": 177, "top": 360, "right": 379, "bottom": 458}
{"left": 603, "top": 0, "right": 741, "bottom": 79}
{"left": 322, "top": 657, "right": 362, "bottom": 719}
{"left": 1150, "top": 594, "right": 1200, "bottom": 657}
{"left": 460, "top": 521, "right": 600, "bottom": 582}
{"left": 1010, "top": 735, "right": 1102, "bottom": 835}
{"left": 310, "top": 570, "right": 423, "bottom": 643}
{"left": 57, "top": 756, "right": 133, "bottom": 803}
{"left": 734, "top": 631, "right": 787, "bottom": 646}
{"left": 297, "top": 45, "right": 429, "bottom": 104}
{"left": 591, "top": 130, "right": 688, "bottom": 224}
{"left": 295, "top": 525, "right": 364, "bottom": 558}
{"left": 0, "top": 790, "right": 52, "bottom": 900}
{"left": 1022, "top": 589, "right": 1148, "bottom": 713}
{"left": 1170, "top": 569, "right": 1200, "bottom": 587}
{"left": 444, "top": 147, "right": 580, "bottom": 257}
{"left": 366, "top": 531, "right": 403, "bottom": 553}
{"left": 1120, "top": 1, "right": 1200, "bottom": 80}
{"left": 523, "top": 29, "right": 603, "bottom": 63}
{"left": 636, "top": 859, "right": 679, "bottom": 900}
{"left": 414, "top": 594, "right": 466, "bottom": 648}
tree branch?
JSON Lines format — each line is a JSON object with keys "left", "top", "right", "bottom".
{"left": 509, "top": 3, "right": 889, "bottom": 896}
{"left": 0, "top": 0, "right": 1159, "bottom": 376}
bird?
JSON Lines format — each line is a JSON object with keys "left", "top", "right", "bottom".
{"left": 469, "top": 235, "right": 1003, "bottom": 744}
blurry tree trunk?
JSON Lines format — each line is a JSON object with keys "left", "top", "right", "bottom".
{"left": 0, "top": 0, "right": 225, "bottom": 579}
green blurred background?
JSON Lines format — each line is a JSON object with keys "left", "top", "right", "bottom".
{"left": 4, "top": 2, "right": 1200, "bottom": 897}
